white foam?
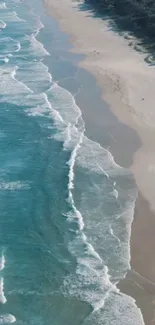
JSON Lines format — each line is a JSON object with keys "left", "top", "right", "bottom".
{"left": 15, "top": 41, "right": 21, "bottom": 53}
{"left": 109, "top": 225, "right": 120, "bottom": 243}
{"left": 12, "top": 11, "right": 25, "bottom": 22}
{"left": 27, "top": 5, "right": 44, "bottom": 32}
{"left": 25, "top": 105, "right": 47, "bottom": 116}
{"left": 0, "top": 255, "right": 5, "bottom": 271}
{"left": 110, "top": 188, "right": 118, "bottom": 199}
{"left": 24, "top": 92, "right": 51, "bottom": 116}
{"left": 46, "top": 82, "right": 86, "bottom": 150}
{"left": 82, "top": 294, "right": 144, "bottom": 325}
{"left": 67, "top": 130, "right": 83, "bottom": 190}
{"left": 0, "top": 314, "right": 16, "bottom": 324}
{"left": 28, "top": 34, "right": 49, "bottom": 57}
{"left": 0, "top": 11, "right": 24, "bottom": 23}
{"left": 0, "top": 278, "right": 6, "bottom": 304}
{"left": 11, "top": 66, "right": 33, "bottom": 93}
{"left": 0, "top": 56, "right": 9, "bottom": 64}
{"left": 81, "top": 233, "right": 103, "bottom": 264}
{"left": 0, "top": 3, "right": 7, "bottom": 10}
{"left": 16, "top": 61, "right": 52, "bottom": 93}
{"left": 62, "top": 123, "right": 72, "bottom": 148}
{"left": 3, "top": 57, "right": 9, "bottom": 63}
{"left": 33, "top": 22, "right": 44, "bottom": 36}
{"left": 63, "top": 246, "right": 144, "bottom": 324}
{"left": 62, "top": 256, "right": 114, "bottom": 310}
{"left": 0, "top": 181, "right": 30, "bottom": 190}
{"left": 0, "top": 66, "right": 32, "bottom": 104}
{"left": 0, "top": 20, "right": 6, "bottom": 29}
{"left": 42, "top": 92, "right": 63, "bottom": 123}
{"left": 47, "top": 82, "right": 82, "bottom": 127}
{"left": 76, "top": 136, "right": 121, "bottom": 173}
{"left": 61, "top": 107, "right": 86, "bottom": 233}
{"left": 0, "top": 37, "right": 21, "bottom": 55}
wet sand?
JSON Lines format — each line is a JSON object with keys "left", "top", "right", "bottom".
{"left": 119, "top": 193, "right": 155, "bottom": 325}
{"left": 43, "top": 0, "right": 155, "bottom": 323}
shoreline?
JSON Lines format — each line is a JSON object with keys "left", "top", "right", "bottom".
{"left": 43, "top": 1, "right": 155, "bottom": 324}
{"left": 44, "top": 0, "right": 155, "bottom": 212}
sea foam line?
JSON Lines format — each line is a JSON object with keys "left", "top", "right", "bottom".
{"left": 30, "top": 33, "right": 49, "bottom": 56}
{"left": 0, "top": 3, "right": 7, "bottom": 10}
{"left": 43, "top": 92, "right": 64, "bottom": 124}
{"left": 63, "top": 100, "right": 117, "bottom": 312}
{"left": 0, "top": 20, "right": 6, "bottom": 29}
{"left": 27, "top": 4, "right": 44, "bottom": 33}
{"left": 0, "top": 255, "right": 5, "bottom": 271}
{"left": 0, "top": 181, "right": 31, "bottom": 190}
{"left": 67, "top": 130, "right": 85, "bottom": 231}
{"left": 109, "top": 225, "right": 121, "bottom": 243}
{"left": 11, "top": 66, "right": 33, "bottom": 93}
{"left": 15, "top": 41, "right": 21, "bottom": 52}
{"left": 0, "top": 314, "right": 16, "bottom": 324}
{"left": 0, "top": 278, "right": 7, "bottom": 304}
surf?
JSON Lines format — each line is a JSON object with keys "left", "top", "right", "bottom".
{"left": 0, "top": 0, "right": 144, "bottom": 324}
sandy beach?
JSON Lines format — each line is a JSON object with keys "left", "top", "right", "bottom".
{"left": 44, "top": 0, "right": 155, "bottom": 323}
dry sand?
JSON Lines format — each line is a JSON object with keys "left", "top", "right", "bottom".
{"left": 44, "top": 0, "right": 155, "bottom": 323}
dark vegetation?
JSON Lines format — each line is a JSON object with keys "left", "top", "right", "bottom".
{"left": 80, "top": 0, "right": 155, "bottom": 58}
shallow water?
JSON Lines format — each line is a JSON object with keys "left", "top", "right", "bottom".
{"left": 0, "top": 0, "right": 144, "bottom": 324}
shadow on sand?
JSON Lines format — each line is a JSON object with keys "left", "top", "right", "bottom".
{"left": 75, "top": 0, "right": 155, "bottom": 66}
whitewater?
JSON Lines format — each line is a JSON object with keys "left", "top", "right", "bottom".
{"left": 0, "top": 0, "right": 144, "bottom": 324}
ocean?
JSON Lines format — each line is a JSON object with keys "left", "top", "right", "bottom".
{"left": 0, "top": 0, "right": 144, "bottom": 324}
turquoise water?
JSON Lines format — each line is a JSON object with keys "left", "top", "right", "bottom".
{"left": 0, "top": 1, "right": 144, "bottom": 324}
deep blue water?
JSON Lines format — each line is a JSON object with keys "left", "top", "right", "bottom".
{"left": 0, "top": 1, "right": 144, "bottom": 324}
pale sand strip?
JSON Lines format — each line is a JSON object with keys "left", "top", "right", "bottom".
{"left": 44, "top": 0, "right": 155, "bottom": 214}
